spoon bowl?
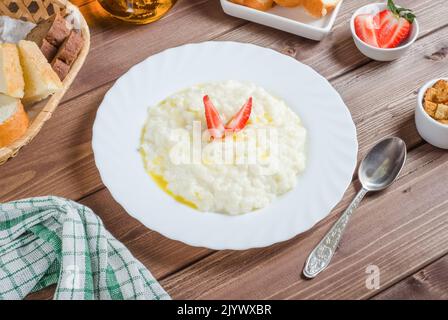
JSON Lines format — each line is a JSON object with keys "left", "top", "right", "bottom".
{"left": 359, "top": 137, "right": 407, "bottom": 192}
{"left": 303, "top": 137, "right": 407, "bottom": 278}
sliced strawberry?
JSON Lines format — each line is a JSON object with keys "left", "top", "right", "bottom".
{"left": 203, "top": 95, "right": 225, "bottom": 139}
{"left": 354, "top": 14, "right": 380, "bottom": 47}
{"left": 377, "top": 9, "right": 411, "bottom": 48}
{"left": 377, "top": 0, "right": 415, "bottom": 48}
{"left": 225, "top": 97, "right": 252, "bottom": 132}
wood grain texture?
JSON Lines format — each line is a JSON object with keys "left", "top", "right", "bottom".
{"left": 62, "top": 0, "right": 246, "bottom": 102}
{"left": 0, "top": 82, "right": 111, "bottom": 202}
{"left": 0, "top": 0, "right": 90, "bottom": 165}
{"left": 217, "top": 0, "right": 448, "bottom": 80}
{"left": 2, "top": 0, "right": 448, "bottom": 300}
{"left": 160, "top": 144, "right": 448, "bottom": 299}
{"left": 26, "top": 187, "right": 212, "bottom": 300}
{"left": 2, "top": 1, "right": 447, "bottom": 204}
{"left": 372, "top": 255, "right": 448, "bottom": 300}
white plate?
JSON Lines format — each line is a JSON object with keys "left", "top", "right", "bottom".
{"left": 220, "top": 0, "right": 343, "bottom": 41}
{"left": 92, "top": 41, "right": 358, "bottom": 250}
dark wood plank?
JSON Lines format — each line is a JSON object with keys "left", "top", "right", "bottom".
{"left": 62, "top": 0, "right": 246, "bottom": 102}
{"left": 5, "top": 0, "right": 448, "bottom": 300}
{"left": 372, "top": 255, "right": 448, "bottom": 300}
{"left": 66, "top": 0, "right": 447, "bottom": 103}
{"left": 2, "top": 2, "right": 446, "bottom": 203}
{"left": 26, "top": 186, "right": 212, "bottom": 300}
{"left": 160, "top": 144, "right": 448, "bottom": 299}
{"left": 217, "top": 0, "right": 448, "bottom": 80}
{"left": 81, "top": 188, "right": 212, "bottom": 279}
{"left": 0, "top": 83, "right": 111, "bottom": 202}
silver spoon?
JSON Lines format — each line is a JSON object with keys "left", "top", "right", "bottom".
{"left": 303, "top": 137, "right": 407, "bottom": 279}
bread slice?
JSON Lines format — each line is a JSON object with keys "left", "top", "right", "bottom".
{"left": 40, "top": 39, "right": 59, "bottom": 62}
{"left": 274, "top": 0, "right": 302, "bottom": 7}
{"left": 51, "top": 58, "right": 70, "bottom": 81}
{"left": 0, "top": 43, "right": 24, "bottom": 98}
{"left": 231, "top": 0, "right": 274, "bottom": 11}
{"left": 26, "top": 12, "right": 71, "bottom": 48}
{"left": 18, "top": 40, "right": 62, "bottom": 104}
{"left": 302, "top": 0, "right": 341, "bottom": 18}
{"left": 52, "top": 30, "right": 84, "bottom": 66}
{"left": 0, "top": 94, "right": 29, "bottom": 147}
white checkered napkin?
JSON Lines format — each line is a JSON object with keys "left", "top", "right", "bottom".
{"left": 0, "top": 196, "right": 170, "bottom": 300}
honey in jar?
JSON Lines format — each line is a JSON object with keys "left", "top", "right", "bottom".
{"left": 97, "top": 0, "right": 177, "bottom": 24}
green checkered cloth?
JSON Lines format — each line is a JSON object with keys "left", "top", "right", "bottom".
{"left": 0, "top": 196, "right": 170, "bottom": 300}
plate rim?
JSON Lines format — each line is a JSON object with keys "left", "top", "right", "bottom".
{"left": 92, "top": 41, "right": 358, "bottom": 250}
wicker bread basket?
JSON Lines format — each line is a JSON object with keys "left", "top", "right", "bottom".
{"left": 0, "top": 0, "right": 90, "bottom": 165}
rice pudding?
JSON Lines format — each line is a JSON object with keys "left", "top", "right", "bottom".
{"left": 140, "top": 81, "right": 306, "bottom": 215}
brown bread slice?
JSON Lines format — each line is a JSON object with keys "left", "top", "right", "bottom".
{"left": 51, "top": 58, "right": 70, "bottom": 81}
{"left": 26, "top": 12, "right": 71, "bottom": 49}
{"left": 40, "top": 39, "right": 58, "bottom": 62}
{"left": 52, "top": 30, "right": 84, "bottom": 65}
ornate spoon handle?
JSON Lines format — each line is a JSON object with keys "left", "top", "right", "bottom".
{"left": 303, "top": 187, "right": 368, "bottom": 279}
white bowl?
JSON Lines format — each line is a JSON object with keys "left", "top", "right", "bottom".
{"left": 220, "top": 0, "right": 343, "bottom": 41}
{"left": 415, "top": 78, "right": 448, "bottom": 149}
{"left": 350, "top": 2, "right": 419, "bottom": 61}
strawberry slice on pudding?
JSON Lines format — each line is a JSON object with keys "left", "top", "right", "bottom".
{"left": 226, "top": 97, "right": 253, "bottom": 133}
{"left": 203, "top": 95, "right": 253, "bottom": 139}
{"left": 203, "top": 95, "right": 225, "bottom": 139}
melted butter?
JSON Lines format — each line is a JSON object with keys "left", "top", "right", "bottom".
{"left": 253, "top": 112, "right": 273, "bottom": 124}
{"left": 140, "top": 126, "right": 197, "bottom": 209}
{"left": 149, "top": 172, "right": 197, "bottom": 209}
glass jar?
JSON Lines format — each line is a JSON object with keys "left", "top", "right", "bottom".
{"left": 97, "top": 0, "right": 177, "bottom": 24}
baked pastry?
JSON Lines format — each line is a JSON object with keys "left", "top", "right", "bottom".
{"left": 0, "top": 94, "right": 29, "bottom": 147}
{"left": 18, "top": 40, "right": 62, "bottom": 104}
{"left": 231, "top": 0, "right": 340, "bottom": 17}
{"left": 0, "top": 43, "right": 24, "bottom": 98}
{"left": 302, "top": 0, "right": 341, "bottom": 18}
{"left": 26, "top": 12, "right": 71, "bottom": 49}
{"left": 231, "top": 0, "right": 274, "bottom": 11}
{"left": 274, "top": 0, "right": 302, "bottom": 7}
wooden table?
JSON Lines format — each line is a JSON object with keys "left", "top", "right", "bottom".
{"left": 2, "top": 0, "right": 448, "bottom": 300}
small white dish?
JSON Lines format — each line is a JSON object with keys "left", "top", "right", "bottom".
{"left": 350, "top": 2, "right": 419, "bottom": 61}
{"left": 415, "top": 78, "right": 448, "bottom": 149}
{"left": 92, "top": 41, "right": 358, "bottom": 250}
{"left": 220, "top": 0, "right": 343, "bottom": 41}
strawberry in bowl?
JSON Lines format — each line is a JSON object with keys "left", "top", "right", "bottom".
{"left": 350, "top": 0, "right": 419, "bottom": 61}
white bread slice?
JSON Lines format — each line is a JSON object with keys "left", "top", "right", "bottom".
{"left": 302, "top": 0, "right": 341, "bottom": 18}
{"left": 0, "top": 94, "right": 29, "bottom": 147}
{"left": 0, "top": 43, "right": 25, "bottom": 98}
{"left": 231, "top": 0, "right": 274, "bottom": 11}
{"left": 18, "top": 40, "right": 62, "bottom": 104}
